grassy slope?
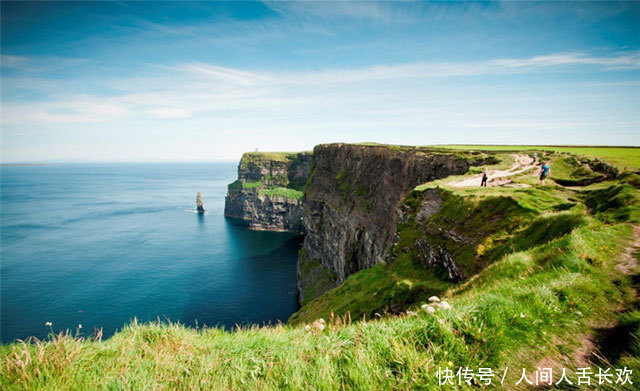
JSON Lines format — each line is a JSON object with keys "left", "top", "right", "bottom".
{"left": 258, "top": 187, "right": 303, "bottom": 200}
{"left": 3, "top": 149, "right": 640, "bottom": 390}
{"left": 432, "top": 145, "right": 640, "bottom": 171}
{"left": 1, "top": 218, "right": 636, "bottom": 390}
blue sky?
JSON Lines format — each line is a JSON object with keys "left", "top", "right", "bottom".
{"left": 1, "top": 1, "right": 639, "bottom": 162}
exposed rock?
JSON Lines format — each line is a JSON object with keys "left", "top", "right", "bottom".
{"left": 298, "top": 144, "right": 489, "bottom": 303}
{"left": 414, "top": 238, "right": 466, "bottom": 282}
{"left": 224, "top": 152, "right": 312, "bottom": 233}
{"left": 196, "top": 192, "right": 205, "bottom": 214}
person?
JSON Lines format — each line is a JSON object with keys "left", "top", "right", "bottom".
{"left": 481, "top": 169, "right": 488, "bottom": 187}
{"left": 532, "top": 152, "right": 537, "bottom": 163}
{"left": 539, "top": 162, "right": 550, "bottom": 185}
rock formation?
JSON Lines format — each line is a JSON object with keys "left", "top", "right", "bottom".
{"left": 196, "top": 192, "right": 205, "bottom": 214}
{"left": 224, "top": 144, "right": 494, "bottom": 306}
{"left": 296, "top": 143, "right": 492, "bottom": 304}
{"left": 224, "top": 152, "right": 313, "bottom": 232}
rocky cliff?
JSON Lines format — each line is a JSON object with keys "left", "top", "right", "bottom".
{"left": 296, "top": 143, "right": 493, "bottom": 305}
{"left": 224, "top": 152, "right": 313, "bottom": 233}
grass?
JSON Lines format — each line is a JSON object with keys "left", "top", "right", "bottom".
{"left": 3, "top": 147, "right": 640, "bottom": 390}
{"left": 2, "top": 216, "right": 637, "bottom": 390}
{"left": 433, "top": 145, "right": 640, "bottom": 171}
{"left": 551, "top": 155, "right": 606, "bottom": 186}
{"left": 230, "top": 152, "right": 312, "bottom": 198}
{"left": 289, "top": 182, "right": 591, "bottom": 326}
{"left": 258, "top": 187, "right": 304, "bottom": 200}
{"left": 240, "top": 151, "right": 310, "bottom": 163}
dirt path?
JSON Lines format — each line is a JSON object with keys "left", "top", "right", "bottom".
{"left": 617, "top": 225, "right": 640, "bottom": 275}
{"left": 449, "top": 154, "right": 538, "bottom": 188}
{"left": 530, "top": 225, "right": 640, "bottom": 379}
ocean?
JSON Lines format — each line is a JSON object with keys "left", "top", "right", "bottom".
{"left": 0, "top": 163, "right": 302, "bottom": 342}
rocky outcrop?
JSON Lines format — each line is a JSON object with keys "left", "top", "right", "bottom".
{"left": 224, "top": 152, "right": 312, "bottom": 233}
{"left": 196, "top": 192, "right": 205, "bottom": 214}
{"left": 297, "top": 144, "right": 492, "bottom": 304}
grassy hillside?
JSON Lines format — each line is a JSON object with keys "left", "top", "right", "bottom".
{"left": 2, "top": 149, "right": 639, "bottom": 390}
{"left": 432, "top": 145, "right": 640, "bottom": 171}
{"left": 2, "top": 217, "right": 637, "bottom": 389}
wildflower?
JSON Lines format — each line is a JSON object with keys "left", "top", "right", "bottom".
{"left": 429, "top": 296, "right": 441, "bottom": 303}
{"left": 447, "top": 361, "right": 454, "bottom": 367}
{"left": 78, "top": 324, "right": 82, "bottom": 329}
{"left": 520, "top": 312, "right": 526, "bottom": 318}
{"left": 422, "top": 304, "right": 436, "bottom": 314}
{"left": 440, "top": 301, "right": 452, "bottom": 310}
{"left": 304, "top": 324, "right": 311, "bottom": 332}
{"left": 406, "top": 310, "right": 418, "bottom": 317}
{"left": 311, "top": 320, "right": 326, "bottom": 332}
{"left": 45, "top": 321, "right": 52, "bottom": 327}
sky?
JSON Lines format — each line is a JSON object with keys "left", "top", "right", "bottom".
{"left": 1, "top": 1, "right": 639, "bottom": 163}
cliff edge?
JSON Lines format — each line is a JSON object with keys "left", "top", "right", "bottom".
{"left": 296, "top": 143, "right": 493, "bottom": 305}
{"left": 224, "top": 151, "right": 312, "bottom": 233}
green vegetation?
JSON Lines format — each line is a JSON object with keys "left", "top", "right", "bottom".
{"left": 3, "top": 146, "right": 639, "bottom": 390}
{"left": 241, "top": 151, "right": 307, "bottom": 163}
{"left": 259, "top": 187, "right": 304, "bottom": 200}
{"left": 2, "top": 213, "right": 637, "bottom": 390}
{"left": 229, "top": 151, "right": 313, "bottom": 199}
{"left": 433, "top": 145, "right": 640, "bottom": 171}
{"left": 551, "top": 155, "right": 606, "bottom": 186}
{"left": 296, "top": 249, "right": 338, "bottom": 307}
{"left": 241, "top": 180, "right": 263, "bottom": 189}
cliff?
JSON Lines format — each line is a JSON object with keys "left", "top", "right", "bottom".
{"left": 296, "top": 143, "right": 494, "bottom": 304}
{"left": 224, "top": 152, "right": 312, "bottom": 233}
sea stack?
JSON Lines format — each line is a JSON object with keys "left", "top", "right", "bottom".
{"left": 196, "top": 192, "right": 205, "bottom": 214}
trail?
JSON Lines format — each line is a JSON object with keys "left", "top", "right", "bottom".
{"left": 449, "top": 154, "right": 538, "bottom": 188}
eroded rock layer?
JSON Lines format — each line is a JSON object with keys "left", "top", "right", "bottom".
{"left": 297, "top": 144, "right": 489, "bottom": 304}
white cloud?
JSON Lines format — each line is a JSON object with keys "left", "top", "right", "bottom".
{"left": 151, "top": 107, "right": 191, "bottom": 119}
{"left": 2, "top": 50, "right": 639, "bottom": 161}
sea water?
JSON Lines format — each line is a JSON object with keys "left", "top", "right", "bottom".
{"left": 0, "top": 163, "right": 301, "bottom": 342}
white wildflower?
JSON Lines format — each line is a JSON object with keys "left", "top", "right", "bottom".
{"left": 78, "top": 324, "right": 82, "bottom": 329}
{"left": 428, "top": 296, "right": 441, "bottom": 303}
{"left": 439, "top": 301, "right": 452, "bottom": 310}
{"left": 304, "top": 324, "right": 311, "bottom": 332}
{"left": 45, "top": 321, "right": 52, "bottom": 327}
{"left": 424, "top": 305, "right": 436, "bottom": 314}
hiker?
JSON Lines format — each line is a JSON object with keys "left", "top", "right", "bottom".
{"left": 532, "top": 152, "right": 537, "bottom": 163}
{"left": 481, "top": 169, "right": 488, "bottom": 187}
{"left": 539, "top": 162, "right": 550, "bottom": 185}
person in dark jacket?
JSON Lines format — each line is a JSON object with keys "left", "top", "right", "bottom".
{"left": 481, "top": 169, "right": 488, "bottom": 187}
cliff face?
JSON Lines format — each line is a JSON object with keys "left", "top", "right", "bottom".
{"left": 224, "top": 152, "right": 312, "bottom": 233}
{"left": 297, "top": 144, "right": 490, "bottom": 304}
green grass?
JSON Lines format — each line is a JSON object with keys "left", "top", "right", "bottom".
{"left": 241, "top": 180, "right": 263, "bottom": 189}
{"left": 3, "top": 217, "right": 637, "bottom": 390}
{"left": 433, "top": 145, "right": 640, "bottom": 171}
{"left": 4, "top": 148, "right": 640, "bottom": 390}
{"left": 289, "top": 184, "right": 587, "bottom": 325}
{"left": 241, "top": 151, "right": 309, "bottom": 163}
{"left": 258, "top": 187, "right": 304, "bottom": 200}
{"left": 551, "top": 155, "right": 606, "bottom": 186}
